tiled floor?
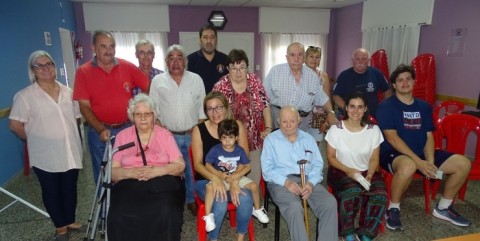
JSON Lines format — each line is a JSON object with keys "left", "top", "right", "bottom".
{"left": 1, "top": 140, "right": 479, "bottom": 241}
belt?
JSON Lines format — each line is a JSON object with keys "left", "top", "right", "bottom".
{"left": 170, "top": 129, "right": 192, "bottom": 135}
{"left": 103, "top": 121, "right": 129, "bottom": 129}
{"left": 272, "top": 105, "right": 310, "bottom": 117}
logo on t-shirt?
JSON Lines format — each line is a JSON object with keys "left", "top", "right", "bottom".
{"left": 123, "top": 82, "right": 131, "bottom": 93}
{"left": 403, "top": 111, "right": 422, "bottom": 130}
{"left": 217, "top": 155, "right": 239, "bottom": 174}
{"left": 366, "top": 82, "right": 375, "bottom": 93}
{"left": 217, "top": 64, "right": 225, "bottom": 74}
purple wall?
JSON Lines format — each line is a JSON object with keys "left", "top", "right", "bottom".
{"left": 419, "top": 0, "right": 480, "bottom": 104}
{"left": 327, "top": 3, "right": 363, "bottom": 79}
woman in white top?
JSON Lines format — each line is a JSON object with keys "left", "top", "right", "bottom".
{"left": 9, "top": 50, "right": 83, "bottom": 241}
{"left": 325, "top": 92, "right": 387, "bottom": 241}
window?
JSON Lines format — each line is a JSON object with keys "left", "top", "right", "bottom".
{"left": 111, "top": 31, "right": 168, "bottom": 71}
{"left": 261, "top": 33, "right": 327, "bottom": 79}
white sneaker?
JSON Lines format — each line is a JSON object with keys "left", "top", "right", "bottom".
{"left": 203, "top": 213, "right": 216, "bottom": 232}
{"left": 252, "top": 207, "right": 270, "bottom": 223}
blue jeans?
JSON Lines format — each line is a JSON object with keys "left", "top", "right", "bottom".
{"left": 88, "top": 124, "right": 130, "bottom": 184}
{"left": 195, "top": 179, "right": 253, "bottom": 240}
{"left": 172, "top": 134, "right": 194, "bottom": 203}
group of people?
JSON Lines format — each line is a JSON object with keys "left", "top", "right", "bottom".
{"left": 8, "top": 22, "right": 472, "bottom": 241}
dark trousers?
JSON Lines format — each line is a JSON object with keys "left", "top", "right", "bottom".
{"left": 107, "top": 175, "right": 185, "bottom": 241}
{"left": 33, "top": 167, "right": 79, "bottom": 228}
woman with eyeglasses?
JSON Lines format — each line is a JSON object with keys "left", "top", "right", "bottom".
{"left": 107, "top": 93, "right": 186, "bottom": 241}
{"left": 9, "top": 50, "right": 84, "bottom": 241}
{"left": 191, "top": 91, "right": 254, "bottom": 241}
{"left": 305, "top": 46, "right": 331, "bottom": 143}
{"left": 212, "top": 49, "right": 272, "bottom": 187}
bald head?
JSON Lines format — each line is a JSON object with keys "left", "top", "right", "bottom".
{"left": 278, "top": 106, "right": 301, "bottom": 139}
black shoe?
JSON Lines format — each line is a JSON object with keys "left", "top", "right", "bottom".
{"left": 53, "top": 232, "right": 69, "bottom": 241}
{"left": 187, "top": 202, "right": 198, "bottom": 216}
{"left": 385, "top": 208, "right": 403, "bottom": 231}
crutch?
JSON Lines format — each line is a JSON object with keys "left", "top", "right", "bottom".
{"left": 84, "top": 137, "right": 134, "bottom": 241}
{"left": 297, "top": 159, "right": 311, "bottom": 240}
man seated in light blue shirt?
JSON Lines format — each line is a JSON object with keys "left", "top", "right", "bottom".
{"left": 261, "top": 106, "right": 338, "bottom": 241}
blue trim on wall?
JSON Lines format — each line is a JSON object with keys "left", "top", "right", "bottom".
{"left": 0, "top": 0, "right": 77, "bottom": 185}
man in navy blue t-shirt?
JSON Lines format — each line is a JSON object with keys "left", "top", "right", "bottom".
{"left": 333, "top": 48, "right": 391, "bottom": 117}
{"left": 187, "top": 24, "right": 228, "bottom": 93}
{"left": 377, "top": 64, "right": 471, "bottom": 231}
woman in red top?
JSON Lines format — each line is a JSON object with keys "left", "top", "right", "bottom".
{"left": 213, "top": 49, "right": 272, "bottom": 185}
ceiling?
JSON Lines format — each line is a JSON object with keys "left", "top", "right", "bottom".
{"left": 71, "top": 0, "right": 364, "bottom": 9}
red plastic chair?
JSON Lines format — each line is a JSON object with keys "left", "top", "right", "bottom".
{"left": 432, "top": 100, "right": 465, "bottom": 149}
{"left": 431, "top": 114, "right": 480, "bottom": 201}
{"left": 411, "top": 54, "right": 437, "bottom": 106}
{"left": 370, "top": 49, "right": 390, "bottom": 102}
{"left": 379, "top": 169, "right": 433, "bottom": 213}
{"left": 188, "top": 146, "right": 255, "bottom": 241}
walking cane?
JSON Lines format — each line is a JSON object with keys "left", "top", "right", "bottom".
{"left": 297, "top": 159, "right": 311, "bottom": 240}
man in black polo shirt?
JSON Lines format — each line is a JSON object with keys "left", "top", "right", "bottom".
{"left": 187, "top": 24, "right": 228, "bottom": 93}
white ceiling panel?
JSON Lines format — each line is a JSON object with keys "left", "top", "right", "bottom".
{"left": 71, "top": 0, "right": 364, "bottom": 9}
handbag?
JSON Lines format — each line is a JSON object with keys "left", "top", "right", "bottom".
{"left": 311, "top": 106, "right": 327, "bottom": 129}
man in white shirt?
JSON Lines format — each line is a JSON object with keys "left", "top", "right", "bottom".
{"left": 149, "top": 44, "right": 206, "bottom": 216}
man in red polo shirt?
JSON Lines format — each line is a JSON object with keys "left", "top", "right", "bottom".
{"left": 73, "top": 30, "right": 149, "bottom": 184}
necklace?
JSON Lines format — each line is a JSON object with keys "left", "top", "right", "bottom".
{"left": 136, "top": 129, "right": 153, "bottom": 157}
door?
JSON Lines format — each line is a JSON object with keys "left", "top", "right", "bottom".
{"left": 59, "top": 28, "right": 76, "bottom": 88}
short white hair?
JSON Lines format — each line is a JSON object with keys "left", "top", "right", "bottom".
{"left": 127, "top": 93, "right": 157, "bottom": 122}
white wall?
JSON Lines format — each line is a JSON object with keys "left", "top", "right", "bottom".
{"left": 362, "top": 0, "right": 434, "bottom": 29}
{"left": 83, "top": 3, "right": 169, "bottom": 32}
{"left": 259, "top": 7, "right": 330, "bottom": 34}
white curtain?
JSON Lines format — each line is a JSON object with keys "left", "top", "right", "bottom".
{"left": 362, "top": 25, "right": 421, "bottom": 72}
{"left": 261, "top": 33, "right": 328, "bottom": 79}
{"left": 111, "top": 31, "right": 168, "bottom": 71}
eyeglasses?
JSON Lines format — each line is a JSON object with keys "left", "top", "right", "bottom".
{"left": 138, "top": 51, "right": 154, "bottom": 56}
{"left": 166, "top": 56, "right": 184, "bottom": 62}
{"left": 229, "top": 66, "right": 247, "bottom": 73}
{"left": 206, "top": 105, "right": 224, "bottom": 114}
{"left": 32, "top": 62, "right": 55, "bottom": 70}
{"left": 133, "top": 112, "right": 154, "bottom": 119}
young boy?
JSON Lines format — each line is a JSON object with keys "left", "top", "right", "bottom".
{"left": 203, "top": 119, "right": 269, "bottom": 232}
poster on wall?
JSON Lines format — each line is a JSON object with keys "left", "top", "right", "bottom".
{"left": 447, "top": 28, "right": 467, "bottom": 57}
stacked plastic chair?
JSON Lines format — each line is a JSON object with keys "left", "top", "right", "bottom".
{"left": 411, "top": 54, "right": 437, "bottom": 106}
{"left": 432, "top": 100, "right": 465, "bottom": 149}
{"left": 370, "top": 49, "right": 390, "bottom": 102}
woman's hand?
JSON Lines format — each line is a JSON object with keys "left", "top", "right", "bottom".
{"left": 260, "top": 128, "right": 272, "bottom": 139}
{"left": 344, "top": 167, "right": 361, "bottom": 181}
{"left": 365, "top": 173, "right": 374, "bottom": 183}
{"left": 212, "top": 178, "right": 228, "bottom": 202}
{"left": 319, "top": 121, "right": 329, "bottom": 133}
{"left": 229, "top": 181, "right": 246, "bottom": 207}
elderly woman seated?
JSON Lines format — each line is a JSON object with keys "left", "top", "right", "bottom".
{"left": 107, "top": 93, "right": 186, "bottom": 241}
